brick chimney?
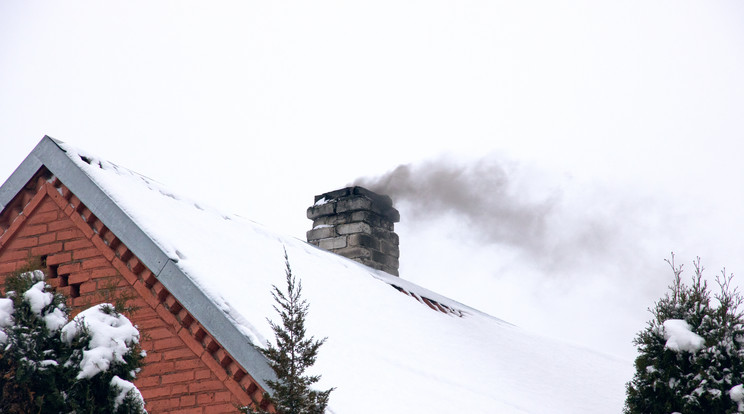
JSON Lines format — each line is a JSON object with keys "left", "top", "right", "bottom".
{"left": 307, "top": 186, "right": 400, "bottom": 276}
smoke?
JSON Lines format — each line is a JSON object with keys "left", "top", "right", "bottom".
{"left": 354, "top": 155, "right": 660, "bottom": 275}
{"left": 355, "top": 155, "right": 685, "bottom": 359}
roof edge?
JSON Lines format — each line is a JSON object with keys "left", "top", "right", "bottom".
{"left": 158, "top": 261, "right": 277, "bottom": 391}
{"left": 0, "top": 136, "right": 50, "bottom": 211}
{"left": 32, "top": 137, "right": 171, "bottom": 274}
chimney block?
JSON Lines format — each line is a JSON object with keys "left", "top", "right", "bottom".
{"left": 307, "top": 186, "right": 400, "bottom": 276}
{"left": 306, "top": 226, "right": 338, "bottom": 241}
{"left": 336, "top": 222, "right": 372, "bottom": 236}
{"left": 307, "top": 202, "right": 336, "bottom": 220}
{"left": 318, "top": 236, "right": 347, "bottom": 250}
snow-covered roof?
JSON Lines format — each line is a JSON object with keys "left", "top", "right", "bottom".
{"left": 1, "top": 136, "right": 632, "bottom": 413}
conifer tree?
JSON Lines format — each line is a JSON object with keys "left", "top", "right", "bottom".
{"left": 242, "top": 252, "right": 333, "bottom": 414}
{"left": 0, "top": 265, "right": 146, "bottom": 413}
{"left": 625, "top": 255, "right": 744, "bottom": 414}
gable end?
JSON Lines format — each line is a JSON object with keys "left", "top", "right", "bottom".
{"left": 0, "top": 140, "right": 276, "bottom": 412}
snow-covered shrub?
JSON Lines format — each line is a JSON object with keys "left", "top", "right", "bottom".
{"left": 0, "top": 266, "right": 147, "bottom": 413}
{"left": 625, "top": 256, "right": 744, "bottom": 414}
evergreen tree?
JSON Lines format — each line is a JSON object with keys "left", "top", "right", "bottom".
{"left": 625, "top": 255, "right": 744, "bottom": 414}
{"left": 0, "top": 266, "right": 146, "bottom": 413}
{"left": 242, "top": 252, "right": 333, "bottom": 414}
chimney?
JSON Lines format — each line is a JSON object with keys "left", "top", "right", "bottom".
{"left": 307, "top": 186, "right": 400, "bottom": 276}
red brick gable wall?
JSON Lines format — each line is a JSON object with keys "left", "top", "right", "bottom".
{"left": 0, "top": 169, "right": 273, "bottom": 413}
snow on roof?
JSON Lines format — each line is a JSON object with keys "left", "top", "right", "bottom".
{"left": 5, "top": 137, "right": 633, "bottom": 413}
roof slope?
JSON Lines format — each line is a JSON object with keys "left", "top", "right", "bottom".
{"left": 1, "top": 137, "right": 633, "bottom": 413}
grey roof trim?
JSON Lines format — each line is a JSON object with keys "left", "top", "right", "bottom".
{"left": 158, "top": 261, "right": 276, "bottom": 390}
{"left": 0, "top": 136, "right": 275, "bottom": 393}
{"left": 34, "top": 137, "right": 171, "bottom": 274}
{"left": 0, "top": 140, "right": 45, "bottom": 211}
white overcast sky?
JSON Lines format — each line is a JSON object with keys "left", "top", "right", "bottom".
{"left": 1, "top": 1, "right": 743, "bottom": 359}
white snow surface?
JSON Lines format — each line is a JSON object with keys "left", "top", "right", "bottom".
{"left": 44, "top": 307, "right": 68, "bottom": 332}
{"left": 111, "top": 375, "right": 147, "bottom": 411}
{"left": 1, "top": 270, "right": 68, "bottom": 342}
{"left": 18, "top": 271, "right": 66, "bottom": 331}
{"left": 663, "top": 319, "right": 705, "bottom": 353}
{"left": 61, "top": 303, "right": 140, "bottom": 379}
{"left": 24, "top": 281, "right": 53, "bottom": 315}
{"left": 0, "top": 297, "right": 13, "bottom": 328}
{"left": 59, "top": 142, "right": 633, "bottom": 413}
{"left": 0, "top": 297, "right": 13, "bottom": 344}
{"left": 730, "top": 384, "right": 744, "bottom": 412}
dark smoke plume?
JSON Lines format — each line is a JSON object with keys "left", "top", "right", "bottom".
{"left": 356, "top": 158, "right": 554, "bottom": 250}
{"left": 354, "top": 155, "right": 638, "bottom": 273}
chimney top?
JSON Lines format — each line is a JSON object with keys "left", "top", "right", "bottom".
{"left": 307, "top": 186, "right": 400, "bottom": 276}
{"left": 309, "top": 186, "right": 400, "bottom": 223}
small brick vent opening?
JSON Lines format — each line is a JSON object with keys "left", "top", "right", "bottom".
{"left": 307, "top": 186, "right": 400, "bottom": 276}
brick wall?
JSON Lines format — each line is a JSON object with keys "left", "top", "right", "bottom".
{"left": 0, "top": 169, "right": 273, "bottom": 413}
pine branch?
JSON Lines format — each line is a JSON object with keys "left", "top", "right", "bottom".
{"left": 244, "top": 249, "right": 334, "bottom": 414}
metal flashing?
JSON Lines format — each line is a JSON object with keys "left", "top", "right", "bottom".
{"left": 0, "top": 140, "right": 46, "bottom": 211}
{"left": 157, "top": 260, "right": 277, "bottom": 392}
{"left": 32, "top": 137, "right": 171, "bottom": 275}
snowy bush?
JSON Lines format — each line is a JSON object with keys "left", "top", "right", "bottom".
{"left": 625, "top": 256, "right": 744, "bottom": 414}
{"left": 61, "top": 303, "right": 142, "bottom": 380}
{"left": 0, "top": 267, "right": 147, "bottom": 413}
